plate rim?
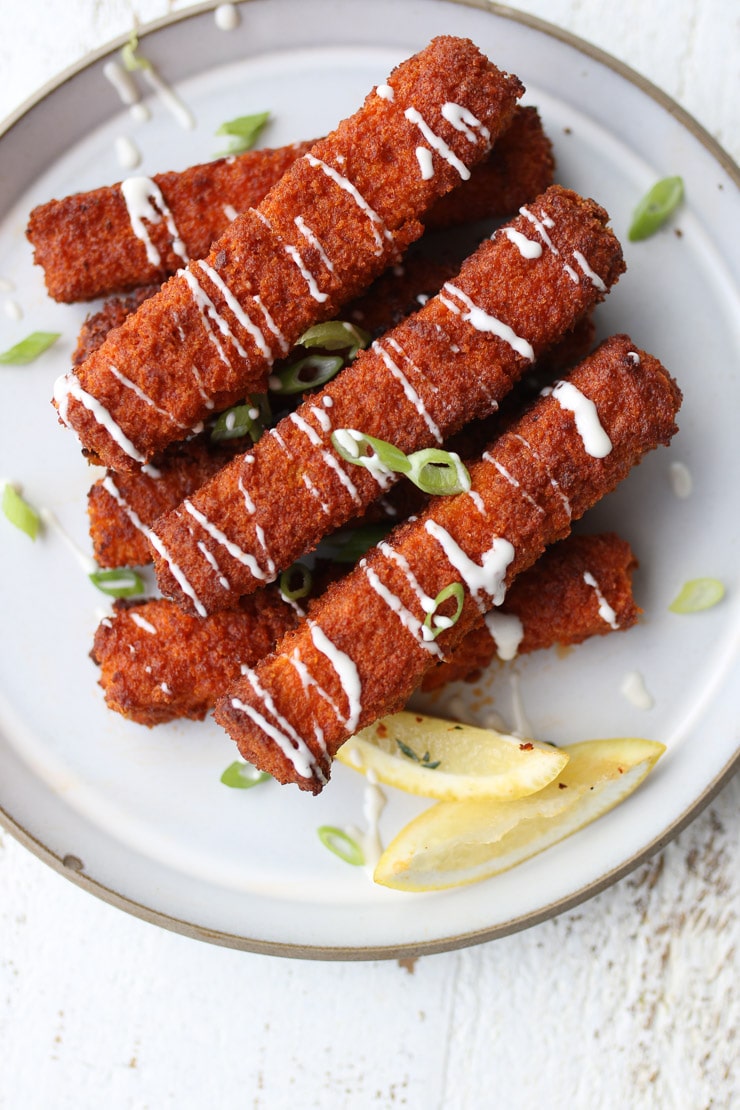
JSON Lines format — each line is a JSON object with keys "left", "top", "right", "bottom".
{"left": 1, "top": 0, "right": 738, "bottom": 961}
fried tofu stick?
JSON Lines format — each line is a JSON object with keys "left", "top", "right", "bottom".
{"left": 29, "top": 105, "right": 551, "bottom": 304}
{"left": 151, "top": 186, "right": 625, "bottom": 616}
{"left": 92, "top": 532, "right": 637, "bottom": 726}
{"left": 52, "top": 38, "right": 525, "bottom": 470}
{"left": 421, "top": 532, "right": 639, "bottom": 690}
{"left": 213, "top": 336, "right": 681, "bottom": 793}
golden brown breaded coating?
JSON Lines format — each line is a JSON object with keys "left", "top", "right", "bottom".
{"left": 52, "top": 38, "right": 524, "bottom": 471}
{"left": 72, "top": 285, "right": 160, "bottom": 366}
{"left": 421, "top": 532, "right": 639, "bottom": 689}
{"left": 92, "top": 531, "right": 637, "bottom": 726}
{"left": 152, "top": 186, "right": 624, "bottom": 616}
{"left": 423, "top": 105, "right": 554, "bottom": 230}
{"left": 213, "top": 336, "right": 681, "bottom": 793}
{"left": 91, "top": 591, "right": 298, "bottom": 725}
{"left": 30, "top": 105, "right": 551, "bottom": 305}
{"left": 88, "top": 440, "right": 240, "bottom": 567}
{"left": 28, "top": 141, "right": 315, "bottom": 303}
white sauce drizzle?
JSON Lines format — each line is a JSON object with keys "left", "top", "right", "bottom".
{"left": 424, "top": 520, "right": 515, "bottom": 611}
{"left": 484, "top": 609, "right": 524, "bottom": 661}
{"left": 115, "top": 135, "right": 141, "bottom": 170}
{"left": 38, "top": 508, "right": 97, "bottom": 574}
{"left": 180, "top": 267, "right": 239, "bottom": 365}
{"left": 668, "top": 461, "right": 693, "bottom": 498}
{"left": 621, "top": 670, "right": 654, "bottom": 710}
{"left": 467, "top": 489, "right": 487, "bottom": 516}
{"left": 294, "top": 216, "right": 335, "bottom": 274}
{"left": 120, "top": 177, "right": 189, "bottom": 268}
{"left": 3, "top": 300, "right": 22, "bottom": 321}
{"left": 102, "top": 61, "right": 150, "bottom": 120}
{"left": 222, "top": 204, "right": 238, "bottom": 222}
{"left": 309, "top": 404, "right": 332, "bottom": 433}
{"left": 131, "top": 612, "right": 157, "bottom": 635}
{"left": 541, "top": 380, "right": 612, "bottom": 458}
{"left": 140, "top": 66, "right": 195, "bottom": 130}
{"left": 214, "top": 3, "right": 240, "bottom": 30}
{"left": 519, "top": 205, "right": 558, "bottom": 254}
{"left": 305, "top": 153, "right": 391, "bottom": 254}
{"left": 440, "top": 283, "right": 534, "bottom": 362}
{"left": 441, "top": 102, "right": 490, "bottom": 143}
{"left": 283, "top": 241, "right": 328, "bottom": 302}
{"left": 510, "top": 433, "right": 572, "bottom": 519}
{"left": 183, "top": 499, "right": 273, "bottom": 582}
{"left": 583, "top": 571, "right": 620, "bottom": 629}
{"left": 404, "top": 106, "right": 471, "bottom": 180}
{"left": 482, "top": 453, "right": 545, "bottom": 515}
{"left": 509, "top": 671, "right": 534, "bottom": 739}
{"left": 253, "top": 294, "right": 289, "bottom": 356}
{"left": 289, "top": 649, "right": 344, "bottom": 724}
{"left": 54, "top": 373, "right": 146, "bottom": 464}
{"left": 503, "top": 227, "right": 543, "bottom": 260}
{"left": 198, "top": 260, "right": 273, "bottom": 360}
{"left": 308, "top": 621, "right": 362, "bottom": 732}
{"left": 196, "top": 540, "right": 230, "bottom": 590}
{"left": 108, "top": 364, "right": 187, "bottom": 428}
{"left": 232, "top": 669, "right": 327, "bottom": 782}
{"left": 373, "top": 340, "right": 442, "bottom": 442}
{"left": 415, "top": 147, "right": 435, "bottom": 180}
{"left": 291, "top": 414, "right": 364, "bottom": 503}
{"left": 302, "top": 472, "right": 331, "bottom": 516}
{"left": 362, "top": 562, "right": 442, "bottom": 657}
{"left": 627, "top": 351, "right": 641, "bottom": 365}
{"left": 376, "top": 84, "right": 395, "bottom": 102}
{"left": 572, "top": 250, "right": 607, "bottom": 292}
{"left": 359, "top": 768, "right": 387, "bottom": 877}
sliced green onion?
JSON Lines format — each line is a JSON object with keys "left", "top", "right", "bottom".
{"left": 406, "top": 448, "right": 470, "bottom": 496}
{"left": 270, "top": 354, "right": 343, "bottom": 394}
{"left": 423, "top": 582, "right": 464, "bottom": 639}
{"left": 297, "top": 321, "right": 371, "bottom": 358}
{"left": 331, "top": 429, "right": 409, "bottom": 475}
{"left": 315, "top": 523, "right": 393, "bottom": 564}
{"left": 89, "top": 568, "right": 146, "bottom": 598}
{"left": 317, "top": 826, "right": 365, "bottom": 866}
{"left": 279, "top": 563, "right": 313, "bottom": 601}
{"left": 216, "top": 111, "right": 270, "bottom": 155}
{"left": 211, "top": 397, "right": 266, "bottom": 443}
{"left": 0, "top": 332, "right": 60, "bottom": 365}
{"left": 220, "top": 761, "right": 271, "bottom": 789}
{"left": 669, "top": 577, "right": 725, "bottom": 614}
{"left": 2, "top": 484, "right": 40, "bottom": 540}
{"left": 628, "top": 176, "right": 684, "bottom": 241}
{"left": 121, "top": 31, "right": 152, "bottom": 72}
{"left": 395, "top": 739, "right": 441, "bottom": 770}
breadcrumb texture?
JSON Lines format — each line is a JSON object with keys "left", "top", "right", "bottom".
{"left": 213, "top": 336, "right": 681, "bottom": 792}
{"left": 152, "top": 186, "right": 624, "bottom": 615}
{"left": 53, "top": 37, "right": 524, "bottom": 470}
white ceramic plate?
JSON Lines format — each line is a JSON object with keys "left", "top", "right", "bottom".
{"left": 0, "top": 0, "right": 738, "bottom": 958}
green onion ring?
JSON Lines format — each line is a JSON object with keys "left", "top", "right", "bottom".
{"left": 628, "top": 176, "right": 684, "bottom": 241}
{"left": 297, "top": 320, "right": 371, "bottom": 355}
{"left": 669, "top": 577, "right": 724, "bottom": 614}
{"left": 89, "top": 568, "right": 146, "bottom": 598}
{"left": 423, "top": 582, "right": 465, "bottom": 639}
{"left": 331, "top": 429, "right": 410, "bottom": 475}
{"left": 270, "top": 354, "right": 344, "bottom": 394}
{"left": 1, "top": 484, "right": 40, "bottom": 540}
{"left": 220, "top": 761, "right": 271, "bottom": 789}
{"left": 279, "top": 563, "right": 313, "bottom": 601}
{"left": 211, "top": 401, "right": 264, "bottom": 443}
{"left": 0, "top": 332, "right": 61, "bottom": 365}
{"left": 317, "top": 826, "right": 365, "bottom": 866}
{"left": 406, "top": 448, "right": 471, "bottom": 496}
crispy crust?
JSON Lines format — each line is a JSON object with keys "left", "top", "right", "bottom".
{"left": 421, "top": 532, "right": 639, "bottom": 689}
{"left": 151, "top": 186, "right": 624, "bottom": 615}
{"left": 30, "top": 105, "right": 551, "bottom": 305}
{"left": 213, "top": 336, "right": 681, "bottom": 793}
{"left": 91, "top": 530, "right": 637, "bottom": 726}
{"left": 52, "top": 38, "right": 524, "bottom": 470}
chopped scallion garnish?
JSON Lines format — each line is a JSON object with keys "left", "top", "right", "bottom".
{"left": 315, "top": 523, "right": 393, "bottom": 564}
{"left": 423, "top": 582, "right": 464, "bottom": 639}
{"left": 2, "top": 483, "right": 40, "bottom": 540}
{"left": 331, "top": 430, "right": 471, "bottom": 496}
{"left": 211, "top": 397, "right": 267, "bottom": 443}
{"left": 270, "top": 354, "right": 344, "bottom": 394}
{"left": 121, "top": 30, "right": 152, "bottom": 72}
{"left": 89, "top": 568, "right": 146, "bottom": 598}
{"left": 216, "top": 111, "right": 270, "bottom": 155}
{"left": 628, "top": 176, "right": 684, "bottom": 241}
{"left": 0, "top": 332, "right": 60, "bottom": 365}
{"left": 669, "top": 577, "right": 724, "bottom": 614}
{"left": 317, "top": 826, "right": 365, "bottom": 866}
{"left": 297, "top": 320, "right": 371, "bottom": 358}
{"left": 220, "top": 761, "right": 271, "bottom": 789}
{"left": 279, "top": 563, "right": 313, "bottom": 601}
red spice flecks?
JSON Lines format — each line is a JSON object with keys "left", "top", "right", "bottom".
{"left": 519, "top": 742, "right": 534, "bottom": 751}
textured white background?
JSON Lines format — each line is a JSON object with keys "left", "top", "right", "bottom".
{"left": 1, "top": 2, "right": 738, "bottom": 1108}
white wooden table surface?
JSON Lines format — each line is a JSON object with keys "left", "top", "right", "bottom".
{"left": 1, "top": 2, "right": 738, "bottom": 1108}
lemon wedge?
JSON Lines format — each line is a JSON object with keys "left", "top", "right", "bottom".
{"left": 336, "top": 710, "right": 569, "bottom": 801}
{"left": 373, "top": 737, "right": 665, "bottom": 891}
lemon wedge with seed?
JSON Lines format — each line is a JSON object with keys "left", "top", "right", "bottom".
{"left": 373, "top": 737, "right": 665, "bottom": 892}
{"left": 336, "top": 710, "right": 569, "bottom": 801}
